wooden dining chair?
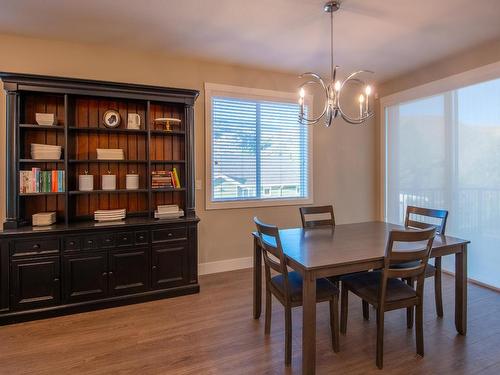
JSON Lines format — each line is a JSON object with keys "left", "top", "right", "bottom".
{"left": 340, "top": 227, "right": 436, "bottom": 369}
{"left": 254, "top": 217, "right": 340, "bottom": 366}
{"left": 402, "top": 206, "right": 448, "bottom": 327}
{"left": 299, "top": 205, "right": 335, "bottom": 228}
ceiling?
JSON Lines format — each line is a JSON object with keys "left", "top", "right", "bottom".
{"left": 1, "top": 0, "right": 500, "bottom": 81}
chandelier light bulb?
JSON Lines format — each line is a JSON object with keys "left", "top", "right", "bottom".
{"left": 334, "top": 81, "right": 341, "bottom": 92}
{"left": 299, "top": 88, "right": 305, "bottom": 98}
{"left": 365, "top": 85, "right": 372, "bottom": 96}
{"left": 358, "top": 94, "right": 365, "bottom": 103}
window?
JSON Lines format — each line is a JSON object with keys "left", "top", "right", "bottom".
{"left": 382, "top": 70, "right": 500, "bottom": 289}
{"left": 205, "top": 83, "right": 313, "bottom": 209}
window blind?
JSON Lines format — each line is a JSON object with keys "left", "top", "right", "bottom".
{"left": 385, "top": 76, "right": 500, "bottom": 289}
{"left": 211, "top": 96, "right": 308, "bottom": 202}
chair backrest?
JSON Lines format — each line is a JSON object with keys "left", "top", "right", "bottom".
{"left": 254, "top": 217, "right": 290, "bottom": 294}
{"left": 405, "top": 205, "right": 448, "bottom": 235}
{"left": 380, "top": 227, "right": 436, "bottom": 304}
{"left": 299, "top": 205, "right": 335, "bottom": 228}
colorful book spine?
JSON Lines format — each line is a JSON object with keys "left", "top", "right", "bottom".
{"left": 172, "top": 168, "right": 180, "bottom": 188}
{"left": 51, "top": 170, "right": 57, "bottom": 192}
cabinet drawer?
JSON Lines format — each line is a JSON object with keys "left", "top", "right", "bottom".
{"left": 98, "top": 233, "right": 115, "bottom": 248}
{"left": 152, "top": 227, "right": 187, "bottom": 243}
{"left": 64, "top": 237, "right": 81, "bottom": 251}
{"left": 11, "top": 237, "right": 60, "bottom": 257}
{"left": 135, "top": 231, "right": 149, "bottom": 245}
{"left": 83, "top": 236, "right": 98, "bottom": 250}
{"left": 115, "top": 232, "right": 134, "bottom": 247}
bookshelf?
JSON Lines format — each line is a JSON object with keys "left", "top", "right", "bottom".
{"left": 1, "top": 73, "right": 198, "bottom": 228}
{"left": 0, "top": 73, "right": 200, "bottom": 323}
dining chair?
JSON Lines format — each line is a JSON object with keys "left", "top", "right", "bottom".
{"left": 299, "top": 205, "right": 335, "bottom": 228}
{"left": 340, "top": 227, "right": 436, "bottom": 369}
{"left": 254, "top": 217, "right": 340, "bottom": 366}
{"left": 402, "top": 206, "right": 448, "bottom": 327}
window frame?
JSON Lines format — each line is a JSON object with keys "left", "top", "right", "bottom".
{"left": 204, "top": 83, "right": 314, "bottom": 210}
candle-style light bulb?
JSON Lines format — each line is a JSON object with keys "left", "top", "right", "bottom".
{"left": 299, "top": 88, "right": 305, "bottom": 118}
{"left": 299, "top": 88, "right": 305, "bottom": 98}
{"left": 359, "top": 94, "right": 365, "bottom": 117}
{"left": 358, "top": 94, "right": 365, "bottom": 103}
{"left": 365, "top": 85, "right": 372, "bottom": 96}
{"left": 334, "top": 81, "right": 341, "bottom": 92}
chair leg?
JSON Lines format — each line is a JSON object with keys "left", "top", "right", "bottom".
{"left": 405, "top": 278, "right": 414, "bottom": 329}
{"left": 340, "top": 285, "right": 348, "bottom": 335}
{"left": 416, "top": 302, "right": 424, "bottom": 357}
{"left": 434, "top": 257, "right": 444, "bottom": 318}
{"left": 330, "top": 296, "right": 340, "bottom": 353}
{"left": 376, "top": 308, "right": 385, "bottom": 369}
{"left": 362, "top": 300, "right": 370, "bottom": 321}
{"left": 285, "top": 305, "right": 292, "bottom": 366}
{"left": 265, "top": 288, "right": 272, "bottom": 334}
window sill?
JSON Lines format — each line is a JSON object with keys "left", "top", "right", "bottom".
{"left": 205, "top": 196, "right": 313, "bottom": 210}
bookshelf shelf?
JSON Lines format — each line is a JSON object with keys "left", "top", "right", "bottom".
{"left": 151, "top": 160, "right": 186, "bottom": 164}
{"left": 20, "top": 159, "right": 64, "bottom": 163}
{"left": 19, "top": 192, "right": 65, "bottom": 196}
{"left": 152, "top": 188, "right": 186, "bottom": 192}
{"left": 150, "top": 130, "right": 185, "bottom": 136}
{"left": 69, "top": 159, "right": 148, "bottom": 164}
{"left": 20, "top": 124, "right": 64, "bottom": 131}
{"left": 68, "top": 126, "right": 148, "bottom": 135}
{"left": 69, "top": 189, "right": 149, "bottom": 195}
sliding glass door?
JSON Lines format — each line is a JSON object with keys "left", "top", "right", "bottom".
{"left": 385, "top": 77, "right": 500, "bottom": 289}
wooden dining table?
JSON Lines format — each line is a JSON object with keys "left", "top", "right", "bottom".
{"left": 252, "top": 221, "right": 470, "bottom": 375}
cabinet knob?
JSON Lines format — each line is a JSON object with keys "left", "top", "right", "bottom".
{"left": 109, "top": 271, "right": 113, "bottom": 276}
{"left": 87, "top": 240, "right": 93, "bottom": 245}
{"left": 33, "top": 244, "right": 40, "bottom": 250}
{"left": 123, "top": 237, "right": 128, "bottom": 241}
{"left": 54, "top": 278, "right": 60, "bottom": 282}
{"left": 69, "top": 241, "right": 75, "bottom": 246}
{"left": 105, "top": 238, "right": 111, "bottom": 243}
{"left": 167, "top": 233, "right": 173, "bottom": 237}
{"left": 138, "top": 236, "right": 144, "bottom": 240}
{"left": 152, "top": 265, "right": 157, "bottom": 270}
{"left": 102, "top": 272, "right": 108, "bottom": 277}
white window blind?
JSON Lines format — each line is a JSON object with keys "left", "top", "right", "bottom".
{"left": 385, "top": 76, "right": 500, "bottom": 289}
{"left": 207, "top": 87, "right": 311, "bottom": 208}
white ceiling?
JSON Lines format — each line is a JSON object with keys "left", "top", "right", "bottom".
{"left": 1, "top": 0, "right": 500, "bottom": 81}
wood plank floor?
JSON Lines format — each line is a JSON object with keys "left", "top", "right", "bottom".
{"left": 1, "top": 269, "right": 499, "bottom": 374}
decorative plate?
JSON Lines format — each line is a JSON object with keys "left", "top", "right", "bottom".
{"left": 103, "top": 110, "right": 121, "bottom": 128}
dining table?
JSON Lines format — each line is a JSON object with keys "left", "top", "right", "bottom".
{"left": 252, "top": 221, "right": 470, "bottom": 375}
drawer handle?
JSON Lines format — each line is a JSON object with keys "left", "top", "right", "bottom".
{"left": 87, "top": 240, "right": 94, "bottom": 245}
{"left": 109, "top": 271, "right": 113, "bottom": 276}
{"left": 102, "top": 272, "right": 108, "bottom": 277}
{"left": 138, "top": 235, "right": 145, "bottom": 241}
{"left": 122, "top": 237, "right": 128, "bottom": 241}
{"left": 105, "top": 238, "right": 112, "bottom": 243}
{"left": 167, "top": 233, "right": 173, "bottom": 237}
{"left": 54, "top": 278, "right": 60, "bottom": 282}
{"left": 32, "top": 244, "right": 40, "bottom": 250}
{"left": 69, "top": 241, "right": 76, "bottom": 246}
{"left": 152, "top": 265, "right": 157, "bottom": 270}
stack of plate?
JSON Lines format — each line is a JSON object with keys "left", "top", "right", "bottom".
{"left": 32, "top": 212, "right": 57, "bottom": 226}
{"left": 94, "top": 208, "right": 126, "bottom": 222}
{"left": 31, "top": 144, "right": 62, "bottom": 160}
{"left": 96, "top": 148, "right": 124, "bottom": 160}
{"left": 154, "top": 204, "right": 184, "bottom": 220}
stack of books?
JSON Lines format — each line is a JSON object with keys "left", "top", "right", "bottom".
{"left": 31, "top": 143, "right": 62, "bottom": 160}
{"left": 94, "top": 208, "right": 126, "bottom": 222}
{"left": 96, "top": 148, "right": 124, "bottom": 160}
{"left": 151, "top": 168, "right": 181, "bottom": 189}
{"left": 154, "top": 205, "right": 184, "bottom": 220}
{"left": 19, "top": 169, "right": 65, "bottom": 193}
{"left": 32, "top": 212, "right": 57, "bottom": 226}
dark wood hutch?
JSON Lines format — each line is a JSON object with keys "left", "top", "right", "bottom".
{"left": 0, "top": 73, "right": 200, "bottom": 323}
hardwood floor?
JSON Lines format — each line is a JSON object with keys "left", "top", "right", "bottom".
{"left": 1, "top": 269, "right": 499, "bottom": 374}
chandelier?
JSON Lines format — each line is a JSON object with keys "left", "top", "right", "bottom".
{"left": 298, "top": 1, "right": 374, "bottom": 127}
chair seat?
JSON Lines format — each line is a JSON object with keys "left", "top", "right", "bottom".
{"left": 391, "top": 261, "right": 436, "bottom": 278}
{"left": 342, "top": 271, "right": 417, "bottom": 306}
{"left": 271, "top": 271, "right": 339, "bottom": 302}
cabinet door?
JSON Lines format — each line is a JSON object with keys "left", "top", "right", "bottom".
{"left": 63, "top": 252, "right": 108, "bottom": 303}
{"left": 11, "top": 256, "right": 60, "bottom": 310}
{"left": 152, "top": 242, "right": 188, "bottom": 289}
{"left": 109, "top": 247, "right": 149, "bottom": 296}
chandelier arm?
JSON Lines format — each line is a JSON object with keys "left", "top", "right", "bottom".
{"left": 338, "top": 107, "right": 374, "bottom": 125}
{"left": 298, "top": 73, "right": 329, "bottom": 124}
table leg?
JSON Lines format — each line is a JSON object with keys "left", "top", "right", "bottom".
{"left": 253, "top": 236, "right": 262, "bottom": 319}
{"left": 455, "top": 243, "right": 468, "bottom": 335}
{"left": 302, "top": 271, "right": 317, "bottom": 375}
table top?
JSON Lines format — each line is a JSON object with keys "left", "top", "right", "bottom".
{"left": 254, "top": 221, "right": 469, "bottom": 271}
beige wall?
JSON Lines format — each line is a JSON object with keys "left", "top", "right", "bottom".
{"left": 375, "top": 38, "right": 500, "bottom": 219}
{"left": 0, "top": 33, "right": 377, "bottom": 264}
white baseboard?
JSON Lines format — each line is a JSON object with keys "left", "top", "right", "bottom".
{"left": 442, "top": 269, "right": 500, "bottom": 293}
{"left": 198, "top": 256, "right": 253, "bottom": 276}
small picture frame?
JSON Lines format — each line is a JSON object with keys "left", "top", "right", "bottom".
{"left": 103, "top": 110, "right": 121, "bottom": 128}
